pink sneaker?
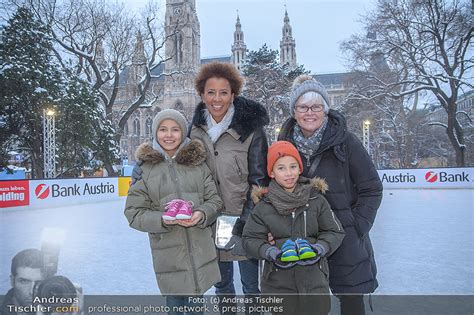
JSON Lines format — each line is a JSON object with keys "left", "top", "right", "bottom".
{"left": 175, "top": 201, "right": 194, "bottom": 220}
{"left": 163, "top": 199, "right": 184, "bottom": 221}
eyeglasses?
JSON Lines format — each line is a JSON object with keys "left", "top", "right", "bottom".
{"left": 294, "top": 104, "right": 324, "bottom": 113}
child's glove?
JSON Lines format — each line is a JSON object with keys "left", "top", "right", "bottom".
{"left": 264, "top": 246, "right": 281, "bottom": 262}
{"left": 311, "top": 243, "right": 327, "bottom": 257}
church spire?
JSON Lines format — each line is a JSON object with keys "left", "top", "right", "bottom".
{"left": 280, "top": 8, "right": 297, "bottom": 69}
{"left": 231, "top": 11, "right": 247, "bottom": 72}
{"left": 132, "top": 31, "right": 146, "bottom": 64}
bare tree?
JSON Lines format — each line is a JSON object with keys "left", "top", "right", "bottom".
{"left": 341, "top": 0, "right": 473, "bottom": 166}
{"left": 10, "top": 0, "right": 186, "bottom": 174}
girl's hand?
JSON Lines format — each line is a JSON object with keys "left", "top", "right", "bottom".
{"left": 176, "top": 211, "right": 204, "bottom": 227}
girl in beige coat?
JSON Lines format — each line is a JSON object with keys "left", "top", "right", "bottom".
{"left": 125, "top": 109, "right": 223, "bottom": 314}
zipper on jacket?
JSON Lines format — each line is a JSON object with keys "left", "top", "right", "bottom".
{"left": 305, "top": 154, "right": 311, "bottom": 168}
{"left": 168, "top": 159, "right": 201, "bottom": 293}
{"left": 304, "top": 210, "right": 307, "bottom": 238}
{"left": 290, "top": 212, "right": 296, "bottom": 240}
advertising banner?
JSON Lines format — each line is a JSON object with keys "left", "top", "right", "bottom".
{"left": 0, "top": 180, "right": 29, "bottom": 208}
{"left": 377, "top": 167, "right": 474, "bottom": 189}
{"left": 28, "top": 178, "right": 119, "bottom": 208}
{"left": 118, "top": 177, "right": 132, "bottom": 197}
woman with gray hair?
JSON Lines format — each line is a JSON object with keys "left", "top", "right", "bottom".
{"left": 278, "top": 75, "right": 383, "bottom": 315}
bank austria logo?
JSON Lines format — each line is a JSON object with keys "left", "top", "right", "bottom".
{"left": 35, "top": 181, "right": 115, "bottom": 199}
{"left": 425, "top": 171, "right": 438, "bottom": 183}
{"left": 425, "top": 170, "right": 470, "bottom": 183}
{"left": 35, "top": 184, "right": 50, "bottom": 199}
{"left": 381, "top": 172, "right": 416, "bottom": 183}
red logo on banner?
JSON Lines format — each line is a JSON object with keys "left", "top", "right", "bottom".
{"left": 0, "top": 181, "right": 30, "bottom": 208}
{"left": 425, "top": 171, "right": 438, "bottom": 183}
{"left": 35, "top": 184, "right": 50, "bottom": 199}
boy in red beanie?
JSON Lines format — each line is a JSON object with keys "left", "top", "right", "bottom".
{"left": 242, "top": 141, "right": 345, "bottom": 315}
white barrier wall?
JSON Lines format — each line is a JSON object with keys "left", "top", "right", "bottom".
{"left": 1, "top": 168, "right": 473, "bottom": 209}
{"left": 377, "top": 167, "right": 474, "bottom": 189}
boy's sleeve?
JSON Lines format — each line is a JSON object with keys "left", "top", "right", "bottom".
{"left": 315, "top": 196, "right": 345, "bottom": 256}
{"left": 124, "top": 175, "right": 171, "bottom": 234}
{"left": 195, "top": 165, "right": 223, "bottom": 228}
{"left": 242, "top": 206, "right": 271, "bottom": 260}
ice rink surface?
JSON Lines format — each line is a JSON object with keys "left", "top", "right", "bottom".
{"left": 1, "top": 189, "right": 472, "bottom": 295}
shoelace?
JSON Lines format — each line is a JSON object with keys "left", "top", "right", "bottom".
{"left": 165, "top": 199, "right": 184, "bottom": 212}
{"left": 179, "top": 201, "right": 194, "bottom": 212}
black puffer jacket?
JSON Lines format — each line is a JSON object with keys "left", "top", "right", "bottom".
{"left": 278, "top": 109, "right": 383, "bottom": 294}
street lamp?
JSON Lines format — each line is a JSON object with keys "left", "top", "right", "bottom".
{"left": 363, "top": 120, "right": 371, "bottom": 156}
{"left": 274, "top": 127, "right": 281, "bottom": 142}
{"left": 43, "top": 108, "right": 56, "bottom": 178}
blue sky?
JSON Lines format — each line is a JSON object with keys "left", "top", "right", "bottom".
{"left": 126, "top": 0, "right": 376, "bottom": 74}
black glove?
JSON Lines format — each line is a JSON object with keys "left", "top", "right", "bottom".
{"left": 264, "top": 246, "right": 281, "bottom": 262}
{"left": 224, "top": 235, "right": 246, "bottom": 256}
{"left": 131, "top": 163, "right": 143, "bottom": 185}
{"left": 231, "top": 218, "right": 245, "bottom": 237}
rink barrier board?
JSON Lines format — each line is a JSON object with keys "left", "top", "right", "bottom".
{"left": 1, "top": 167, "right": 473, "bottom": 208}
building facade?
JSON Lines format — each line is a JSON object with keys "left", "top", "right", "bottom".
{"left": 117, "top": 0, "right": 352, "bottom": 163}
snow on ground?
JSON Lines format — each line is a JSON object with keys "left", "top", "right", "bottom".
{"left": 0, "top": 189, "right": 472, "bottom": 295}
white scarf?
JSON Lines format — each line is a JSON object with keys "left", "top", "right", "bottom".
{"left": 204, "top": 104, "right": 235, "bottom": 143}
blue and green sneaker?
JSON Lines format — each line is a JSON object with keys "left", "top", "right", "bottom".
{"left": 296, "top": 238, "right": 317, "bottom": 260}
{"left": 280, "top": 239, "right": 299, "bottom": 262}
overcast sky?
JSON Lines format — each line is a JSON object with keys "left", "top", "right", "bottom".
{"left": 126, "top": 0, "right": 376, "bottom": 74}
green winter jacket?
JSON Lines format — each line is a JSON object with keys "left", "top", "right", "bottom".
{"left": 124, "top": 139, "right": 223, "bottom": 295}
{"left": 242, "top": 178, "right": 345, "bottom": 294}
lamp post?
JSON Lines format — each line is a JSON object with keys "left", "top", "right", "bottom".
{"left": 363, "top": 120, "right": 371, "bottom": 156}
{"left": 43, "top": 109, "right": 56, "bottom": 178}
{"left": 274, "top": 127, "right": 281, "bottom": 143}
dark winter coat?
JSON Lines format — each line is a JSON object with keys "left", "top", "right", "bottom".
{"left": 190, "top": 96, "right": 269, "bottom": 261}
{"left": 242, "top": 178, "right": 344, "bottom": 315}
{"left": 278, "top": 110, "right": 383, "bottom": 294}
{"left": 0, "top": 289, "right": 17, "bottom": 315}
{"left": 124, "top": 139, "right": 223, "bottom": 295}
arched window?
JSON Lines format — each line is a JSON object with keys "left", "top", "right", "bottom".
{"left": 124, "top": 123, "right": 129, "bottom": 136}
{"left": 145, "top": 117, "right": 153, "bottom": 139}
{"left": 133, "top": 118, "right": 140, "bottom": 136}
{"left": 174, "top": 33, "right": 183, "bottom": 66}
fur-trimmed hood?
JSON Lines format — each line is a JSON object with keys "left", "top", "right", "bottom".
{"left": 135, "top": 139, "right": 207, "bottom": 166}
{"left": 251, "top": 177, "right": 328, "bottom": 204}
{"left": 191, "top": 96, "right": 269, "bottom": 142}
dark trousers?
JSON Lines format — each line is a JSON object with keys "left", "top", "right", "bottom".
{"left": 214, "top": 259, "right": 260, "bottom": 295}
{"left": 166, "top": 296, "right": 204, "bottom": 315}
{"left": 337, "top": 294, "right": 365, "bottom": 315}
{"left": 214, "top": 259, "right": 260, "bottom": 314}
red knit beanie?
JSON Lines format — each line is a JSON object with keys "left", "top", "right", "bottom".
{"left": 267, "top": 141, "right": 303, "bottom": 175}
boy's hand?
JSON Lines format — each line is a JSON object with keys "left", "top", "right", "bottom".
{"left": 267, "top": 232, "right": 275, "bottom": 245}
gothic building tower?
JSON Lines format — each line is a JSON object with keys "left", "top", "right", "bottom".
{"left": 231, "top": 14, "right": 247, "bottom": 71}
{"left": 163, "top": 0, "right": 201, "bottom": 114}
{"left": 280, "top": 9, "right": 297, "bottom": 69}
{"left": 127, "top": 31, "right": 147, "bottom": 98}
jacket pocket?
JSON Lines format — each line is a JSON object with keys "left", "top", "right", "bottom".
{"left": 233, "top": 156, "right": 244, "bottom": 181}
{"left": 319, "top": 258, "right": 329, "bottom": 282}
{"left": 262, "top": 261, "right": 278, "bottom": 281}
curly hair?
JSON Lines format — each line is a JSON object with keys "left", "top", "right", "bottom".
{"left": 195, "top": 62, "right": 243, "bottom": 96}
